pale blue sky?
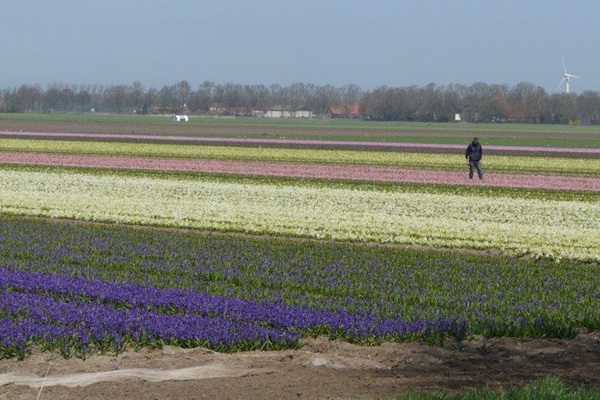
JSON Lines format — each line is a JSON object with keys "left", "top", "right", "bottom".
{"left": 1, "top": 0, "right": 598, "bottom": 93}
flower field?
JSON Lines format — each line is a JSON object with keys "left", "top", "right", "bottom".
{"left": 0, "top": 127, "right": 599, "bottom": 359}
{"left": 0, "top": 166, "right": 598, "bottom": 261}
{"left": 2, "top": 152, "right": 600, "bottom": 191}
{"left": 2, "top": 137, "right": 600, "bottom": 175}
{"left": 1, "top": 216, "right": 598, "bottom": 359}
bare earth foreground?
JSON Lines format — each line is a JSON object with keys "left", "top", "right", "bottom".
{"left": 1, "top": 333, "right": 600, "bottom": 399}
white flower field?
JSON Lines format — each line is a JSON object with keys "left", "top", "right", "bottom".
{"left": 1, "top": 167, "right": 597, "bottom": 261}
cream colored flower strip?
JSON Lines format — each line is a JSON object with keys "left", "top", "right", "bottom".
{"left": 0, "top": 168, "right": 598, "bottom": 261}
{"left": 2, "top": 139, "right": 599, "bottom": 175}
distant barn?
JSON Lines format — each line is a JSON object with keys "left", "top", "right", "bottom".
{"left": 329, "top": 103, "right": 362, "bottom": 118}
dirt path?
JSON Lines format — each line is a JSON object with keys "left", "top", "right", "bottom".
{"left": 2, "top": 151, "right": 599, "bottom": 191}
{"left": 1, "top": 334, "right": 599, "bottom": 399}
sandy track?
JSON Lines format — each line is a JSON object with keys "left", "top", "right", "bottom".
{"left": 2, "top": 334, "right": 600, "bottom": 399}
{"left": 1, "top": 151, "right": 599, "bottom": 191}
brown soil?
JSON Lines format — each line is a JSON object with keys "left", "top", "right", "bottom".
{"left": 1, "top": 333, "right": 599, "bottom": 400}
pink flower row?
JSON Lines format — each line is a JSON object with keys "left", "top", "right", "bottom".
{"left": 2, "top": 131, "right": 599, "bottom": 155}
{"left": 2, "top": 152, "right": 599, "bottom": 192}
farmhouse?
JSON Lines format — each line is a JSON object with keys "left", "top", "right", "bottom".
{"left": 329, "top": 103, "right": 363, "bottom": 118}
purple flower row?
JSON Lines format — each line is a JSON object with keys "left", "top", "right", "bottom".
{"left": 0, "top": 290, "right": 295, "bottom": 352}
{"left": 0, "top": 268, "right": 467, "bottom": 355}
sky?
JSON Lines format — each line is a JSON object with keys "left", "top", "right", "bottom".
{"left": 1, "top": 0, "right": 598, "bottom": 94}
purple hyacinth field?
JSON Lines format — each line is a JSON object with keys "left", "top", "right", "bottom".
{"left": 0, "top": 267, "right": 468, "bottom": 359}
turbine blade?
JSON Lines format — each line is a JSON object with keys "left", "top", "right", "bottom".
{"left": 558, "top": 78, "right": 566, "bottom": 89}
{"left": 562, "top": 57, "right": 567, "bottom": 74}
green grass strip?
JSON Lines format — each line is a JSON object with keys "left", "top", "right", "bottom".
{"left": 397, "top": 376, "right": 600, "bottom": 400}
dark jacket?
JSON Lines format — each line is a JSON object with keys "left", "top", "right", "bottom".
{"left": 465, "top": 142, "right": 483, "bottom": 162}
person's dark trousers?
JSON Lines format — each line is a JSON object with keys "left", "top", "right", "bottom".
{"left": 469, "top": 161, "right": 483, "bottom": 179}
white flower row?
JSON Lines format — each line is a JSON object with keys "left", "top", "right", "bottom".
{"left": 0, "top": 168, "right": 598, "bottom": 261}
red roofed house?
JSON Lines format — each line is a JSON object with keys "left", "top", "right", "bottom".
{"left": 329, "top": 103, "right": 363, "bottom": 118}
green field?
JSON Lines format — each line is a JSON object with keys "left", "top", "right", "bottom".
{"left": 2, "top": 112, "right": 600, "bottom": 147}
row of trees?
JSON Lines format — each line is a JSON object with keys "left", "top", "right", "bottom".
{"left": 1, "top": 80, "right": 599, "bottom": 124}
{"left": 363, "top": 82, "right": 600, "bottom": 124}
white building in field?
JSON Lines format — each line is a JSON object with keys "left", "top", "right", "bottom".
{"left": 266, "top": 105, "right": 313, "bottom": 118}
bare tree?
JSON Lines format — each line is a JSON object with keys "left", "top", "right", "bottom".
{"left": 175, "top": 80, "right": 192, "bottom": 112}
{"left": 131, "top": 81, "right": 145, "bottom": 113}
{"left": 507, "top": 82, "right": 547, "bottom": 123}
{"left": 245, "top": 84, "right": 269, "bottom": 110}
{"left": 549, "top": 93, "right": 578, "bottom": 124}
{"left": 577, "top": 91, "right": 600, "bottom": 124}
{"left": 143, "top": 87, "right": 158, "bottom": 114}
{"left": 104, "top": 85, "right": 130, "bottom": 114}
{"left": 340, "top": 84, "right": 362, "bottom": 106}
{"left": 158, "top": 85, "right": 177, "bottom": 114}
{"left": 15, "top": 84, "right": 42, "bottom": 112}
{"left": 76, "top": 90, "right": 91, "bottom": 113}
{"left": 189, "top": 81, "right": 214, "bottom": 112}
{"left": 312, "top": 85, "right": 341, "bottom": 114}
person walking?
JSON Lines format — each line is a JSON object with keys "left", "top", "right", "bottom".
{"left": 465, "top": 137, "right": 484, "bottom": 179}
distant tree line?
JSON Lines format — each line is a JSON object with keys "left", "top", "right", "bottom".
{"left": 1, "top": 80, "right": 599, "bottom": 124}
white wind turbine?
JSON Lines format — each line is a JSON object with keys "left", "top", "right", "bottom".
{"left": 558, "top": 57, "right": 580, "bottom": 94}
